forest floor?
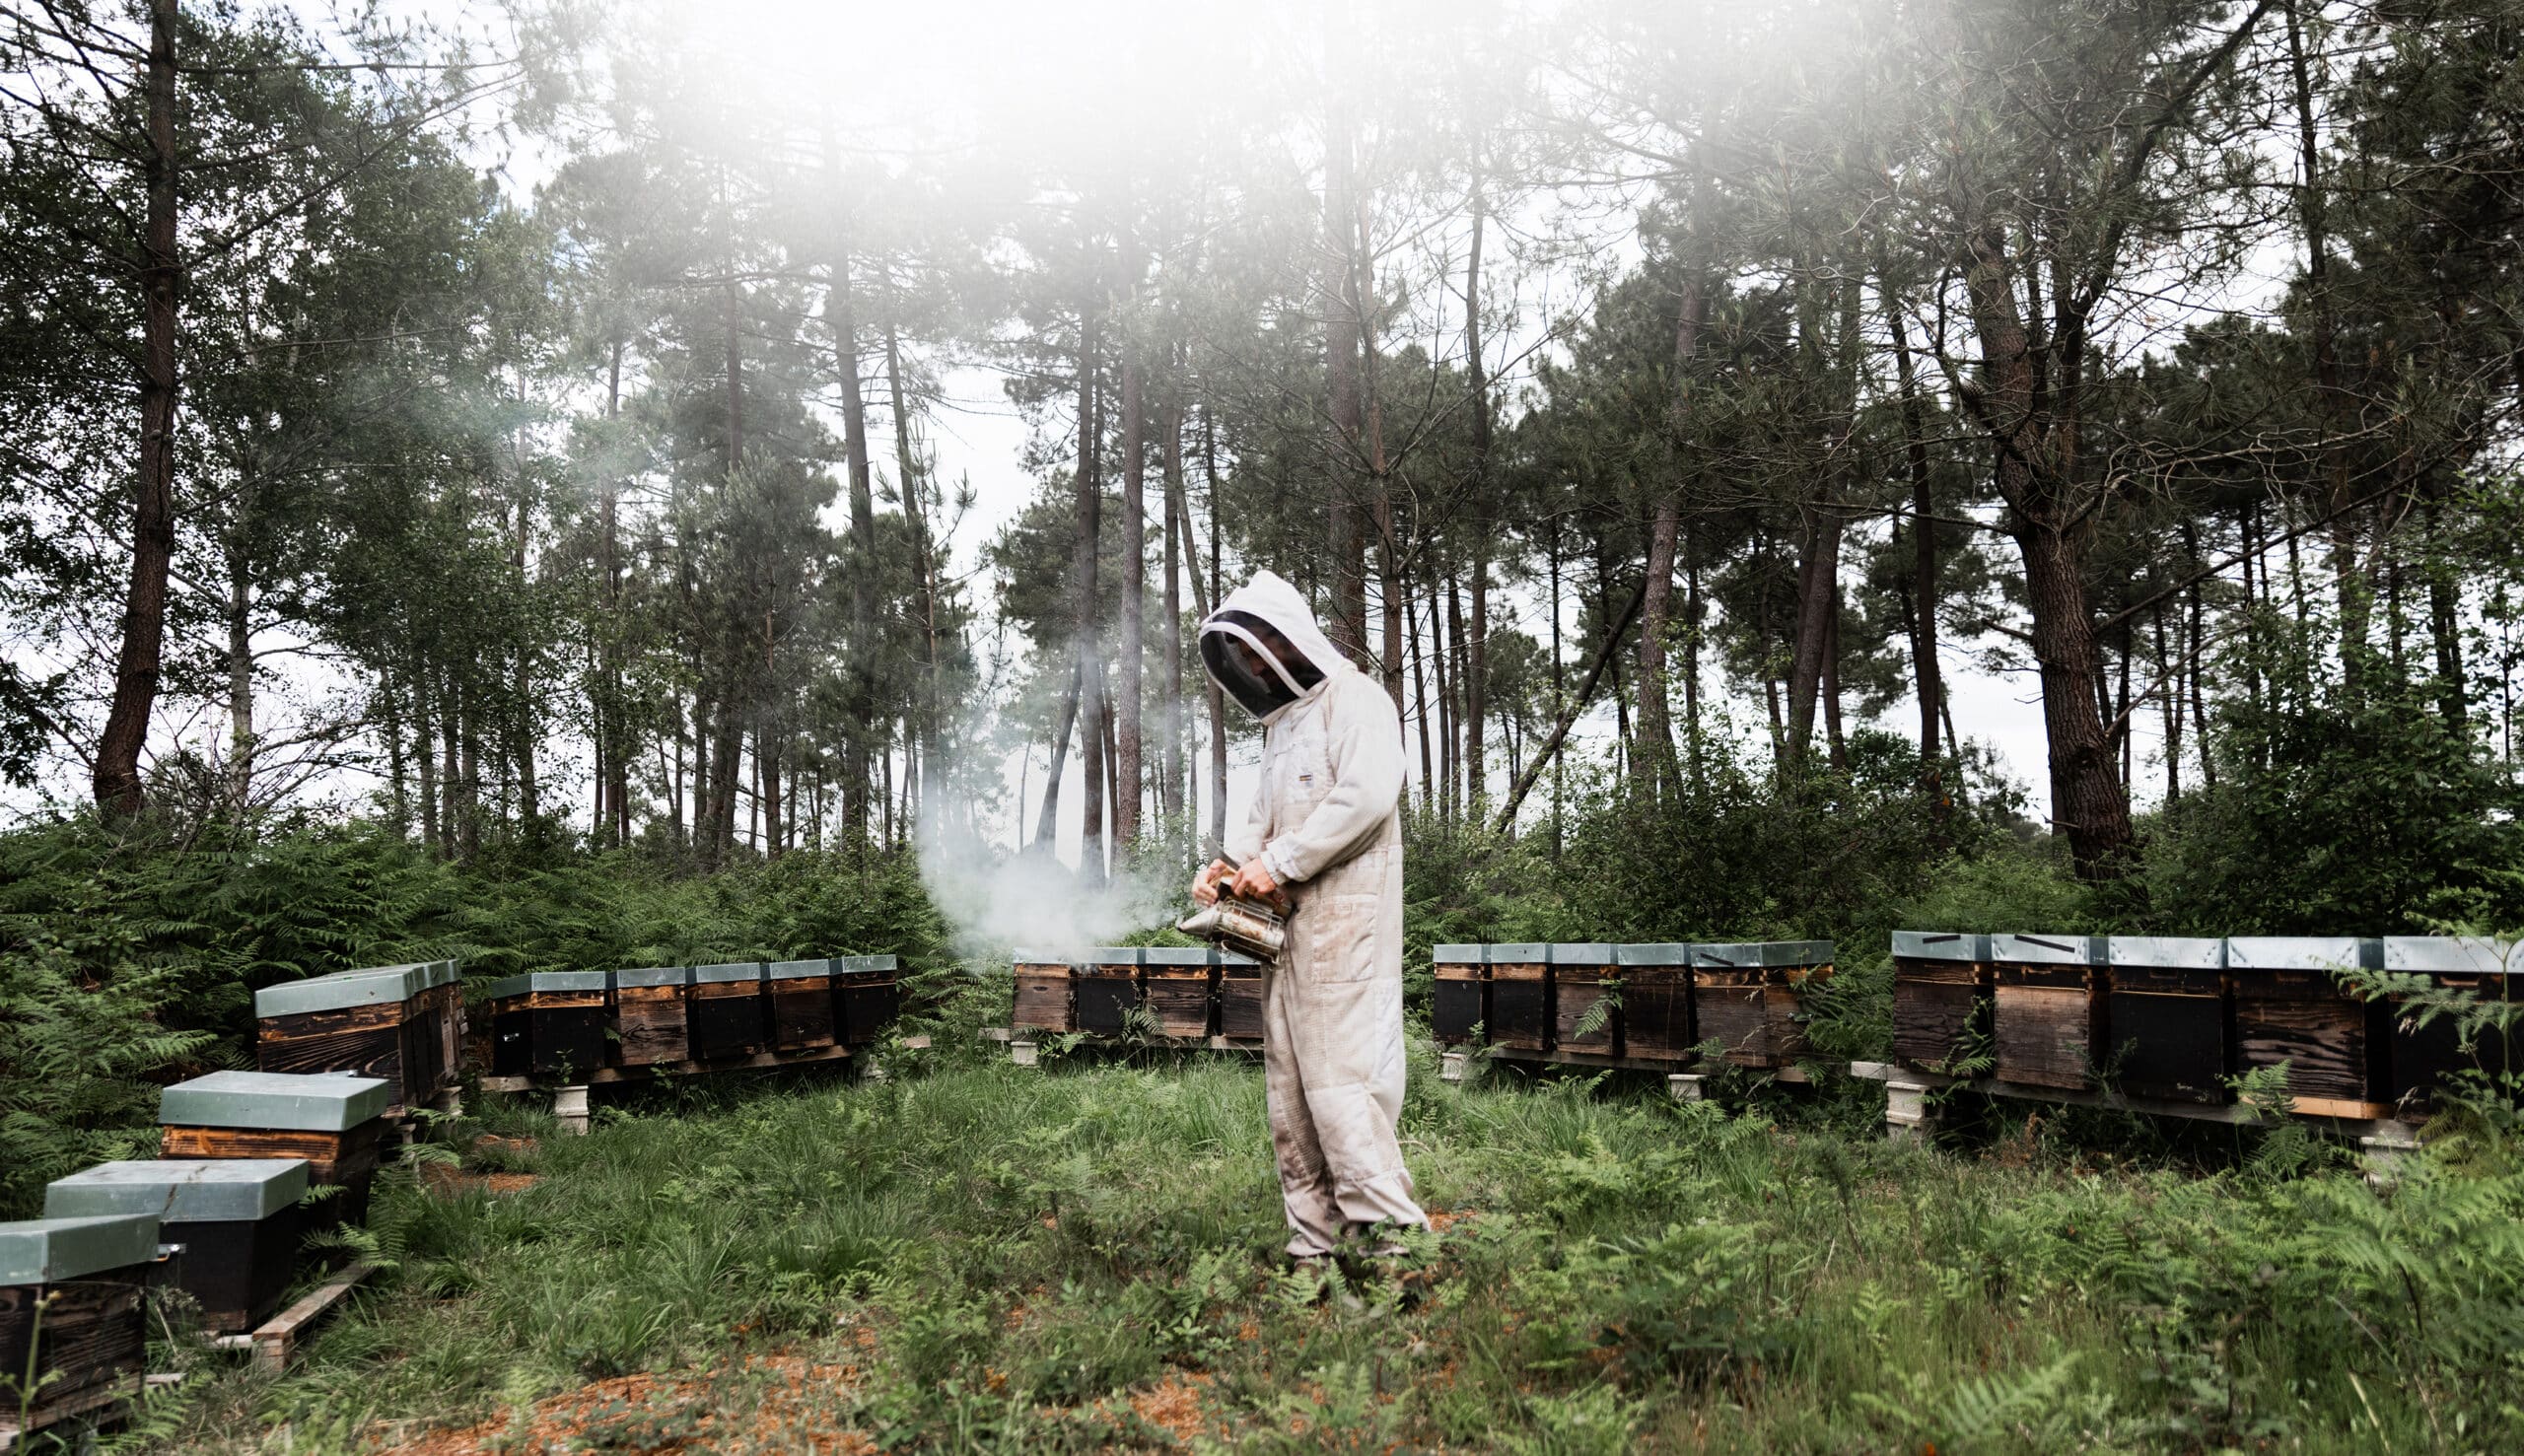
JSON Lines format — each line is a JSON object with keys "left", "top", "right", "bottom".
{"left": 120, "top": 1041, "right": 2518, "bottom": 1455}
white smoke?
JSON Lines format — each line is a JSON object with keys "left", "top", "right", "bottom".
{"left": 915, "top": 817, "right": 1180, "bottom": 962}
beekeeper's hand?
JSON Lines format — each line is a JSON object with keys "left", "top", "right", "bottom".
{"left": 1191, "top": 859, "right": 1233, "bottom": 906}
{"left": 1228, "top": 859, "right": 1289, "bottom": 911}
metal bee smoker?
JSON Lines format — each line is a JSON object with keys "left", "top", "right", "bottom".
{"left": 1175, "top": 852, "right": 1291, "bottom": 964}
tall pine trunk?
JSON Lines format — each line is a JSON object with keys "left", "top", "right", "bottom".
{"left": 1075, "top": 298, "right": 1106, "bottom": 882}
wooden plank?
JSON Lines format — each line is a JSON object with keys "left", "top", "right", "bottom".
{"left": 477, "top": 1042, "right": 855, "bottom": 1090}
{"left": 208, "top": 1262, "right": 375, "bottom": 1375}
{"left": 1488, "top": 1045, "right": 1816, "bottom": 1080}
{"left": 1993, "top": 982, "right": 2098, "bottom": 1089}
{"left": 0, "top": 1369, "right": 145, "bottom": 1453}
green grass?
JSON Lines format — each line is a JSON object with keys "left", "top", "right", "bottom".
{"left": 103, "top": 1029, "right": 2524, "bottom": 1455}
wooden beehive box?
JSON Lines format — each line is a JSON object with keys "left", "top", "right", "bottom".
{"left": 1217, "top": 949, "right": 1265, "bottom": 1041}
{"left": 1076, "top": 948, "right": 1142, "bottom": 1035}
{"left": 2103, "top": 936, "right": 2228, "bottom": 1103}
{"left": 2227, "top": 936, "right": 2385, "bottom": 1115}
{"left": 1990, "top": 934, "right": 2105, "bottom": 1089}
{"left": 2381, "top": 936, "right": 2508, "bottom": 1115}
{"left": 1142, "top": 947, "right": 1215, "bottom": 1038}
{"left": 613, "top": 966, "right": 690, "bottom": 1066}
{"left": 1012, "top": 949, "right": 1075, "bottom": 1034}
{"left": 1550, "top": 942, "right": 1619, "bottom": 1056}
{"left": 689, "top": 962, "right": 767, "bottom": 1060}
{"left": 158, "top": 1072, "right": 389, "bottom": 1232}
{"left": 45, "top": 1159, "right": 309, "bottom": 1333}
{"left": 1431, "top": 944, "right": 1487, "bottom": 1046}
{"left": 0, "top": 1213, "right": 159, "bottom": 1432}
{"left": 253, "top": 965, "right": 424, "bottom": 1110}
{"left": 1693, "top": 941, "right": 1833, "bottom": 1068}
{"left": 766, "top": 959, "right": 838, "bottom": 1051}
{"left": 406, "top": 959, "right": 462, "bottom": 1098}
{"left": 836, "top": 955, "right": 901, "bottom": 1045}
{"left": 526, "top": 972, "right": 610, "bottom": 1078}
{"left": 1891, "top": 932, "right": 1992, "bottom": 1074}
{"left": 1615, "top": 943, "right": 1694, "bottom": 1063}
{"left": 483, "top": 975, "right": 535, "bottom": 1078}
{"left": 1486, "top": 943, "right": 1550, "bottom": 1050}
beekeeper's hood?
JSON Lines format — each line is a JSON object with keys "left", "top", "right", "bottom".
{"left": 1199, "top": 571, "right": 1342, "bottom": 720}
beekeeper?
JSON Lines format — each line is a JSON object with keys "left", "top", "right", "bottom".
{"left": 1191, "top": 570, "right": 1428, "bottom": 1265}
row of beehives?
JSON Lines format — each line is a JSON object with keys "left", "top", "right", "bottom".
{"left": 1431, "top": 941, "right": 1838, "bottom": 1067}
{"left": 5, "top": 1069, "right": 401, "bottom": 1421}
{"left": 1012, "top": 947, "right": 1268, "bottom": 1041}
{"left": 1895, "top": 933, "right": 2517, "bottom": 1117}
{"left": 251, "top": 959, "right": 465, "bottom": 1113}
{"left": 479, "top": 958, "right": 902, "bottom": 1077}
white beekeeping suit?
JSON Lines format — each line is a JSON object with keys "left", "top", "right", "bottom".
{"left": 1193, "top": 570, "right": 1428, "bottom": 1258}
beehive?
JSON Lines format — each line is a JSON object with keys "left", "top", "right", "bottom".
{"left": 406, "top": 958, "right": 463, "bottom": 1098}
{"left": 1616, "top": 943, "right": 1694, "bottom": 1063}
{"left": 1142, "top": 947, "right": 1215, "bottom": 1038}
{"left": 1012, "top": 949, "right": 1075, "bottom": 1034}
{"left": 0, "top": 1214, "right": 159, "bottom": 1426}
{"left": 1486, "top": 943, "right": 1549, "bottom": 1050}
{"left": 1076, "top": 948, "right": 1142, "bottom": 1035}
{"left": 1991, "top": 934, "right": 2105, "bottom": 1089}
{"left": 1550, "top": 942, "right": 1619, "bottom": 1056}
{"left": 158, "top": 1072, "right": 389, "bottom": 1231}
{"left": 1891, "top": 932, "right": 1992, "bottom": 1074}
{"left": 1693, "top": 941, "right": 1833, "bottom": 1069}
{"left": 2227, "top": 936, "right": 2384, "bottom": 1114}
{"left": 689, "top": 962, "right": 767, "bottom": 1060}
{"left": 2104, "top": 936, "right": 2228, "bottom": 1103}
{"left": 493, "top": 972, "right": 610, "bottom": 1079}
{"left": 45, "top": 1160, "right": 309, "bottom": 1332}
{"left": 1431, "top": 944, "right": 1487, "bottom": 1046}
{"left": 613, "top": 966, "right": 690, "bottom": 1066}
{"left": 1217, "top": 949, "right": 1265, "bottom": 1041}
{"left": 766, "top": 959, "right": 839, "bottom": 1051}
{"left": 2381, "top": 936, "right": 2508, "bottom": 1115}
{"left": 836, "top": 955, "right": 900, "bottom": 1044}
{"left": 253, "top": 965, "right": 424, "bottom": 1110}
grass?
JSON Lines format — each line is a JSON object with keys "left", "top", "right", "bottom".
{"left": 93, "top": 1024, "right": 2524, "bottom": 1455}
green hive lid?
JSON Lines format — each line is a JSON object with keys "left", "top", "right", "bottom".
{"left": 692, "top": 962, "right": 763, "bottom": 986}
{"left": 2107, "top": 936, "right": 2224, "bottom": 970}
{"left": 159, "top": 1071, "right": 390, "bottom": 1132}
{"left": 2225, "top": 936, "right": 2373, "bottom": 971}
{"left": 1549, "top": 942, "right": 1616, "bottom": 965}
{"left": 1433, "top": 944, "right": 1486, "bottom": 964}
{"left": 839, "top": 954, "right": 897, "bottom": 976}
{"left": 1991, "top": 934, "right": 2103, "bottom": 965}
{"left": 529, "top": 971, "right": 609, "bottom": 994}
{"left": 2383, "top": 936, "right": 2507, "bottom": 975}
{"left": 1615, "top": 943, "right": 1692, "bottom": 967}
{"left": 1216, "top": 948, "right": 1260, "bottom": 970}
{"left": 1696, "top": 941, "right": 1835, "bottom": 968}
{"left": 769, "top": 959, "right": 833, "bottom": 981}
{"left": 1893, "top": 932, "right": 1989, "bottom": 962}
{"left": 412, "top": 960, "right": 456, "bottom": 990}
{"left": 484, "top": 974, "right": 533, "bottom": 1002}
{"left": 1144, "top": 947, "right": 1211, "bottom": 968}
{"left": 616, "top": 965, "right": 687, "bottom": 989}
{"left": 253, "top": 965, "right": 422, "bottom": 1018}
{"left": 0, "top": 1214, "right": 162, "bottom": 1285}
{"left": 45, "top": 1159, "right": 310, "bottom": 1223}
{"left": 1011, "top": 948, "right": 1071, "bottom": 967}
{"left": 1085, "top": 948, "right": 1142, "bottom": 968}
{"left": 1489, "top": 943, "right": 1546, "bottom": 963}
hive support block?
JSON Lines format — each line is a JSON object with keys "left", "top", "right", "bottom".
{"left": 551, "top": 1084, "right": 591, "bottom": 1136}
{"left": 2358, "top": 1120, "right": 2422, "bottom": 1187}
{"left": 1010, "top": 1039, "right": 1040, "bottom": 1069}
{"left": 1439, "top": 1051, "right": 1466, "bottom": 1083}
{"left": 1664, "top": 1073, "right": 1708, "bottom": 1103}
{"left": 1883, "top": 1077, "right": 1938, "bottom": 1142}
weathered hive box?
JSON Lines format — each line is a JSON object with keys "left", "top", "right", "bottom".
{"left": 1550, "top": 942, "right": 1619, "bottom": 1056}
{"left": 45, "top": 1159, "right": 309, "bottom": 1332}
{"left": 158, "top": 1072, "right": 389, "bottom": 1230}
{"left": 1432, "top": 944, "right": 1487, "bottom": 1046}
{"left": 1615, "top": 943, "right": 1694, "bottom": 1062}
{"left": 613, "top": 966, "right": 690, "bottom": 1066}
{"left": 1990, "top": 934, "right": 2105, "bottom": 1089}
{"left": 1693, "top": 941, "right": 1833, "bottom": 1069}
{"left": 1142, "top": 947, "right": 1216, "bottom": 1038}
{"left": 2102, "top": 936, "right": 2227, "bottom": 1103}
{"left": 0, "top": 1214, "right": 159, "bottom": 1426}
{"left": 1217, "top": 949, "right": 1265, "bottom": 1041}
{"left": 407, "top": 959, "right": 462, "bottom": 1097}
{"left": 486, "top": 972, "right": 610, "bottom": 1079}
{"left": 2381, "top": 936, "right": 2507, "bottom": 1114}
{"left": 836, "top": 955, "right": 900, "bottom": 1044}
{"left": 2227, "top": 936, "right": 2384, "bottom": 1114}
{"left": 254, "top": 965, "right": 424, "bottom": 1109}
{"left": 1486, "top": 943, "right": 1550, "bottom": 1050}
{"left": 1891, "top": 933, "right": 1991, "bottom": 1074}
{"left": 1075, "top": 948, "right": 1142, "bottom": 1035}
{"left": 689, "top": 962, "right": 767, "bottom": 1060}
{"left": 1012, "top": 949, "right": 1075, "bottom": 1034}
{"left": 767, "top": 959, "right": 838, "bottom": 1051}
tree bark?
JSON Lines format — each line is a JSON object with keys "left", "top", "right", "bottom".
{"left": 1116, "top": 268, "right": 1145, "bottom": 852}
{"left": 1159, "top": 392, "right": 1187, "bottom": 825}
{"left": 1884, "top": 290, "right": 1945, "bottom": 784}
{"left": 1075, "top": 296, "right": 1106, "bottom": 882}
{"left": 825, "top": 168, "right": 877, "bottom": 850}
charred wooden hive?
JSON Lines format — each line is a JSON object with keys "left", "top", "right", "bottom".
{"left": 1217, "top": 949, "right": 1265, "bottom": 1041}
{"left": 836, "top": 955, "right": 901, "bottom": 1044}
{"left": 767, "top": 960, "right": 839, "bottom": 1052}
{"left": 158, "top": 1072, "right": 390, "bottom": 1231}
{"left": 1486, "top": 944, "right": 1550, "bottom": 1050}
{"left": 1990, "top": 934, "right": 2106, "bottom": 1089}
{"left": 1143, "top": 947, "right": 1216, "bottom": 1038}
{"left": 44, "top": 1159, "right": 309, "bottom": 1333}
{"left": 613, "top": 966, "right": 691, "bottom": 1066}
{"left": 1891, "top": 932, "right": 1992, "bottom": 1074}
{"left": 689, "top": 962, "right": 768, "bottom": 1060}
{"left": 1616, "top": 943, "right": 1695, "bottom": 1063}
{"left": 1432, "top": 944, "right": 1487, "bottom": 1046}
{"left": 2103, "top": 936, "right": 2228, "bottom": 1103}
{"left": 253, "top": 965, "right": 425, "bottom": 1110}
{"left": 1692, "top": 941, "right": 1833, "bottom": 1069}
{"left": 484, "top": 972, "right": 610, "bottom": 1079}
{"left": 1012, "top": 949, "right": 1075, "bottom": 1034}
{"left": 406, "top": 959, "right": 463, "bottom": 1100}
{"left": 1076, "top": 949, "right": 1143, "bottom": 1035}
{"left": 2381, "top": 936, "right": 2512, "bottom": 1114}
{"left": 0, "top": 1213, "right": 159, "bottom": 1428}
{"left": 2227, "top": 936, "right": 2386, "bottom": 1115}
{"left": 1550, "top": 942, "right": 1620, "bottom": 1056}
